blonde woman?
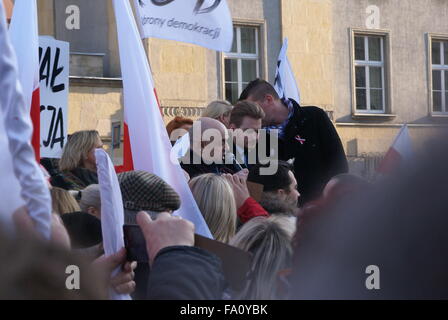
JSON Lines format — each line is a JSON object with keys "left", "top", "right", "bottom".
{"left": 230, "top": 216, "right": 294, "bottom": 300}
{"left": 189, "top": 174, "right": 237, "bottom": 243}
{"left": 51, "top": 187, "right": 81, "bottom": 215}
{"left": 58, "top": 130, "right": 103, "bottom": 190}
{"left": 202, "top": 100, "right": 233, "bottom": 128}
{"left": 79, "top": 184, "right": 101, "bottom": 220}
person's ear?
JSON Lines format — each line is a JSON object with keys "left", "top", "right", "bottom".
{"left": 265, "top": 94, "right": 274, "bottom": 105}
{"left": 277, "top": 189, "right": 287, "bottom": 198}
{"left": 229, "top": 123, "right": 236, "bottom": 130}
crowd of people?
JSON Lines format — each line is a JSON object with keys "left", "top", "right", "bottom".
{"left": 2, "top": 78, "right": 448, "bottom": 300}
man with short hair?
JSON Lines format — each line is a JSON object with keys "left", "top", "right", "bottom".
{"left": 247, "top": 161, "right": 300, "bottom": 216}
{"left": 228, "top": 100, "right": 265, "bottom": 170}
{"left": 240, "top": 79, "right": 348, "bottom": 205}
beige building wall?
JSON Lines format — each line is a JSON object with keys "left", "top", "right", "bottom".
{"left": 280, "top": 0, "right": 334, "bottom": 110}
{"left": 332, "top": 0, "right": 448, "bottom": 159}
{"left": 281, "top": 0, "right": 448, "bottom": 165}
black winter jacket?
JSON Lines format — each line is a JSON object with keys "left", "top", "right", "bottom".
{"left": 276, "top": 99, "right": 348, "bottom": 204}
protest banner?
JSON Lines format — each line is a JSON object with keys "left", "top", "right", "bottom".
{"left": 39, "top": 36, "right": 69, "bottom": 159}
{"left": 134, "top": 0, "right": 233, "bottom": 52}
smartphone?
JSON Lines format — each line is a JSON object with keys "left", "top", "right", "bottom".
{"left": 123, "top": 225, "right": 149, "bottom": 263}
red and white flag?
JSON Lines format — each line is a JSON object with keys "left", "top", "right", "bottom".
{"left": 0, "top": 0, "right": 51, "bottom": 239}
{"left": 112, "top": 0, "right": 212, "bottom": 238}
{"left": 377, "top": 125, "right": 413, "bottom": 174}
{"left": 9, "top": 0, "right": 40, "bottom": 160}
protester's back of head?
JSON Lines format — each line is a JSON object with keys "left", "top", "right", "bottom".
{"left": 79, "top": 184, "right": 101, "bottom": 219}
{"left": 118, "top": 170, "right": 181, "bottom": 223}
{"left": 59, "top": 130, "right": 101, "bottom": 172}
{"left": 0, "top": 229, "right": 105, "bottom": 299}
{"left": 166, "top": 116, "right": 193, "bottom": 142}
{"left": 51, "top": 187, "right": 81, "bottom": 215}
{"left": 202, "top": 100, "right": 233, "bottom": 128}
{"left": 189, "top": 174, "right": 237, "bottom": 243}
{"left": 290, "top": 133, "right": 448, "bottom": 299}
{"left": 230, "top": 216, "right": 293, "bottom": 300}
{"left": 322, "top": 173, "right": 370, "bottom": 203}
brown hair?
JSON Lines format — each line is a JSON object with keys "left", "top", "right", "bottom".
{"left": 229, "top": 100, "right": 265, "bottom": 127}
{"left": 166, "top": 117, "right": 193, "bottom": 137}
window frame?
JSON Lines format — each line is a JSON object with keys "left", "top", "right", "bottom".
{"left": 428, "top": 34, "right": 448, "bottom": 116}
{"left": 220, "top": 20, "right": 267, "bottom": 102}
{"left": 350, "top": 28, "right": 393, "bottom": 118}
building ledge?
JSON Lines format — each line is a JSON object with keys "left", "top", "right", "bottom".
{"left": 69, "top": 76, "right": 122, "bottom": 88}
{"left": 352, "top": 113, "right": 397, "bottom": 120}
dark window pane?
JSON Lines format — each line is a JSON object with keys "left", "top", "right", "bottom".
{"left": 225, "top": 83, "right": 239, "bottom": 104}
{"left": 368, "top": 37, "right": 382, "bottom": 61}
{"left": 433, "top": 91, "right": 442, "bottom": 112}
{"left": 446, "top": 92, "right": 448, "bottom": 112}
{"left": 242, "top": 59, "right": 257, "bottom": 82}
{"left": 356, "top": 89, "right": 367, "bottom": 110}
{"left": 433, "top": 70, "right": 442, "bottom": 90}
{"left": 224, "top": 59, "right": 238, "bottom": 82}
{"left": 370, "top": 89, "right": 384, "bottom": 110}
{"left": 444, "top": 41, "right": 448, "bottom": 65}
{"left": 355, "top": 66, "right": 366, "bottom": 88}
{"left": 355, "top": 36, "right": 365, "bottom": 60}
{"left": 231, "top": 28, "right": 237, "bottom": 53}
{"left": 240, "top": 27, "right": 256, "bottom": 54}
{"left": 445, "top": 70, "right": 448, "bottom": 90}
{"left": 432, "top": 41, "right": 441, "bottom": 65}
{"left": 370, "top": 67, "right": 382, "bottom": 89}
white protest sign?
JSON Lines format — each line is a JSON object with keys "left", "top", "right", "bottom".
{"left": 134, "top": 0, "right": 233, "bottom": 52}
{"left": 39, "top": 36, "right": 69, "bottom": 158}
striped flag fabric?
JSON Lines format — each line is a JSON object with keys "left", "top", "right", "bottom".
{"left": 112, "top": 0, "right": 212, "bottom": 238}
{"left": 8, "top": 0, "right": 41, "bottom": 160}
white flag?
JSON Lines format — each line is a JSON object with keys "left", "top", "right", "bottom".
{"left": 133, "top": 0, "right": 233, "bottom": 52}
{"left": 274, "top": 38, "right": 301, "bottom": 104}
{"left": 9, "top": 0, "right": 41, "bottom": 158}
{"left": 0, "top": 1, "right": 52, "bottom": 238}
{"left": 95, "top": 149, "right": 131, "bottom": 300}
{"left": 113, "top": 0, "right": 212, "bottom": 238}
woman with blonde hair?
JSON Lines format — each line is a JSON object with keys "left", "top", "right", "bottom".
{"left": 58, "top": 130, "right": 103, "bottom": 190}
{"left": 189, "top": 174, "right": 237, "bottom": 243}
{"left": 202, "top": 100, "right": 233, "bottom": 128}
{"left": 230, "top": 216, "right": 294, "bottom": 300}
{"left": 51, "top": 187, "right": 81, "bottom": 215}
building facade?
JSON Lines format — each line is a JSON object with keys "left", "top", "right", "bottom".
{"left": 18, "top": 0, "right": 448, "bottom": 176}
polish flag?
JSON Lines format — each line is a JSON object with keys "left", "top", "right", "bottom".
{"left": 9, "top": 0, "right": 40, "bottom": 161}
{"left": 112, "top": 0, "right": 212, "bottom": 238}
{"left": 377, "top": 125, "right": 413, "bottom": 174}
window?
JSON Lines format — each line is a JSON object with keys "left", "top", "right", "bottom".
{"left": 223, "top": 26, "right": 260, "bottom": 103}
{"left": 431, "top": 39, "right": 448, "bottom": 113}
{"left": 353, "top": 35, "right": 386, "bottom": 113}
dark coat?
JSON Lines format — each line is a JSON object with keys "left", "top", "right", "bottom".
{"left": 276, "top": 99, "right": 348, "bottom": 204}
{"left": 145, "top": 246, "right": 226, "bottom": 300}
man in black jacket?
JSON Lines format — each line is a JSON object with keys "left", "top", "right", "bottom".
{"left": 240, "top": 79, "right": 348, "bottom": 205}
